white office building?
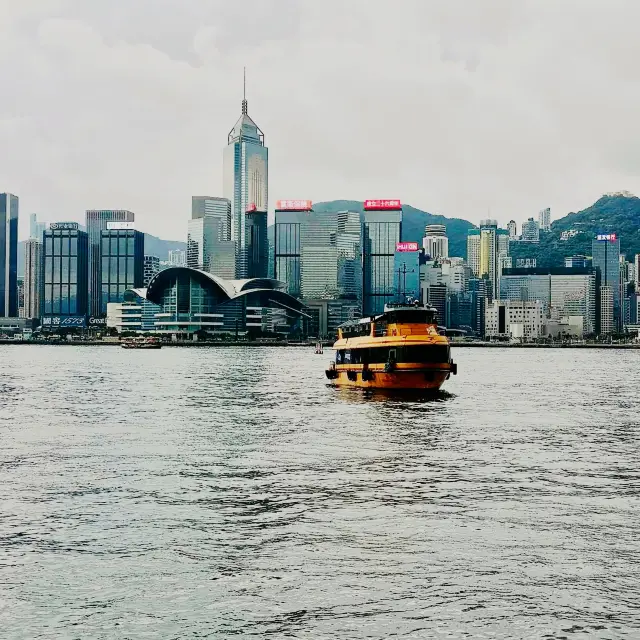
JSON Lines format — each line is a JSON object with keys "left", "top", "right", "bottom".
{"left": 485, "top": 299, "right": 544, "bottom": 341}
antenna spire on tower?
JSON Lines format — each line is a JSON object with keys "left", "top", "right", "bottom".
{"left": 242, "top": 67, "right": 248, "bottom": 115}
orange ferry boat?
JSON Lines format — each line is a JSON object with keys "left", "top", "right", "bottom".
{"left": 325, "top": 302, "right": 457, "bottom": 390}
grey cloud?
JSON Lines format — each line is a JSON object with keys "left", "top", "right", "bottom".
{"left": 2, "top": 0, "right": 640, "bottom": 241}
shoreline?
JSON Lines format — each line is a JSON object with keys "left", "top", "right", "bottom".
{"left": 2, "top": 340, "right": 640, "bottom": 349}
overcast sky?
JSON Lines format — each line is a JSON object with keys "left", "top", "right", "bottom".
{"left": 2, "top": 0, "right": 640, "bottom": 240}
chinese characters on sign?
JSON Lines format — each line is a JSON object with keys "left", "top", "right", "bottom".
{"left": 363, "top": 199, "right": 402, "bottom": 210}
{"left": 275, "top": 200, "right": 313, "bottom": 211}
{"left": 49, "top": 222, "right": 79, "bottom": 231}
{"left": 41, "top": 316, "right": 86, "bottom": 327}
{"left": 596, "top": 234, "right": 617, "bottom": 241}
{"left": 396, "top": 242, "right": 419, "bottom": 252}
{"left": 106, "top": 222, "right": 135, "bottom": 230}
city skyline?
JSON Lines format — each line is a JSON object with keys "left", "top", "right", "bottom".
{"left": 5, "top": 2, "right": 640, "bottom": 241}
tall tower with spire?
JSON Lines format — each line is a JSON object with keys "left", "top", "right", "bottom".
{"left": 223, "top": 69, "right": 268, "bottom": 278}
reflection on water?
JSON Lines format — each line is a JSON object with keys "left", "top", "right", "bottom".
{"left": 1, "top": 345, "right": 640, "bottom": 639}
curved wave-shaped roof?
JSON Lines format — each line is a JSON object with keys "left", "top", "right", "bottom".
{"left": 138, "top": 267, "right": 306, "bottom": 315}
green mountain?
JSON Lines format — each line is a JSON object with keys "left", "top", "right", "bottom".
{"left": 509, "top": 193, "right": 640, "bottom": 267}
{"left": 311, "top": 200, "right": 475, "bottom": 258}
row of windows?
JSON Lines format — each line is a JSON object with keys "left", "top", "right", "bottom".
{"left": 44, "top": 257, "right": 79, "bottom": 284}
{"left": 43, "top": 285, "right": 81, "bottom": 315}
{"left": 336, "top": 345, "right": 450, "bottom": 365}
{"left": 45, "top": 236, "right": 79, "bottom": 257}
{"left": 101, "top": 235, "right": 136, "bottom": 256}
{"left": 101, "top": 257, "right": 135, "bottom": 285}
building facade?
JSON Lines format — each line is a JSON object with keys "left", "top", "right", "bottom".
{"left": 600, "top": 286, "right": 614, "bottom": 334}
{"left": 144, "top": 256, "right": 160, "bottom": 286}
{"left": 521, "top": 218, "right": 540, "bottom": 242}
{"left": 485, "top": 299, "right": 544, "bottom": 341}
{"left": 23, "top": 239, "right": 42, "bottom": 319}
{"left": 100, "top": 228, "right": 144, "bottom": 315}
{"left": 0, "top": 193, "right": 19, "bottom": 317}
{"left": 362, "top": 207, "right": 402, "bottom": 315}
{"left": 86, "top": 210, "right": 135, "bottom": 316}
{"left": 592, "top": 234, "right": 621, "bottom": 330}
{"left": 466, "top": 220, "right": 509, "bottom": 299}
{"left": 246, "top": 209, "right": 268, "bottom": 278}
{"left": 191, "top": 196, "right": 231, "bottom": 242}
{"left": 538, "top": 207, "right": 551, "bottom": 232}
{"left": 41, "top": 223, "right": 88, "bottom": 324}
{"left": 222, "top": 90, "right": 268, "bottom": 278}
{"left": 168, "top": 249, "right": 186, "bottom": 267}
{"left": 30, "top": 213, "right": 46, "bottom": 240}
{"left": 507, "top": 220, "right": 518, "bottom": 239}
{"left": 423, "top": 224, "right": 449, "bottom": 260}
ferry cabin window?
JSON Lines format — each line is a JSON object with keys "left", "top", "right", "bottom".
{"left": 386, "top": 310, "right": 436, "bottom": 324}
{"left": 359, "top": 345, "right": 449, "bottom": 363}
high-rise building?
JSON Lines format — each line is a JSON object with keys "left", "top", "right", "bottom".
{"left": 191, "top": 197, "right": 232, "bottom": 241}
{"left": 469, "top": 278, "right": 488, "bottom": 336}
{"left": 223, "top": 76, "right": 268, "bottom": 278}
{"left": 635, "top": 254, "right": 640, "bottom": 292}
{"left": 538, "top": 207, "right": 551, "bottom": 232}
{"left": 0, "top": 193, "right": 19, "bottom": 317}
{"left": 500, "top": 267, "right": 597, "bottom": 335}
{"left": 168, "top": 249, "right": 186, "bottom": 267}
{"left": 42, "top": 223, "right": 88, "bottom": 323}
{"left": 187, "top": 216, "right": 236, "bottom": 279}
{"left": 507, "top": 220, "right": 518, "bottom": 239}
{"left": 521, "top": 218, "right": 540, "bottom": 242}
{"left": 23, "top": 239, "right": 42, "bottom": 319}
{"left": 143, "top": 256, "right": 160, "bottom": 286}
{"left": 592, "top": 234, "right": 621, "bottom": 330}
{"left": 246, "top": 208, "right": 268, "bottom": 278}
{"left": 336, "top": 211, "right": 361, "bottom": 299}
{"left": 466, "top": 220, "right": 508, "bottom": 299}
{"left": 423, "top": 224, "right": 449, "bottom": 260}
{"left": 600, "top": 286, "right": 614, "bottom": 334}
{"left": 86, "top": 210, "right": 135, "bottom": 316}
{"left": 99, "top": 227, "right": 144, "bottom": 315}
{"left": 30, "top": 214, "right": 46, "bottom": 240}
{"left": 362, "top": 201, "right": 402, "bottom": 315}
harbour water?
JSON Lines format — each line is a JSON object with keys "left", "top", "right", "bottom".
{"left": 1, "top": 346, "right": 639, "bottom": 638}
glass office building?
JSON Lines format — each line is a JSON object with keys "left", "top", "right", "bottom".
{"left": 274, "top": 210, "right": 303, "bottom": 297}
{"left": 246, "top": 209, "right": 268, "bottom": 278}
{"left": 223, "top": 91, "right": 268, "bottom": 278}
{"left": 86, "top": 210, "right": 135, "bottom": 316}
{"left": 592, "top": 235, "right": 621, "bottom": 329}
{"left": 0, "top": 193, "right": 19, "bottom": 317}
{"left": 362, "top": 209, "right": 402, "bottom": 315}
{"left": 100, "top": 229, "right": 144, "bottom": 315}
{"left": 500, "top": 267, "right": 597, "bottom": 334}
{"left": 42, "top": 223, "right": 88, "bottom": 321}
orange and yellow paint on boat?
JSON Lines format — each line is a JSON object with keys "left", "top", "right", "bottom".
{"left": 325, "top": 302, "right": 457, "bottom": 391}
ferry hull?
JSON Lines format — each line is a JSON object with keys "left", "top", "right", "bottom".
{"left": 327, "top": 367, "right": 452, "bottom": 390}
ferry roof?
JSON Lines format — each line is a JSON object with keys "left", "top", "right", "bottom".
{"left": 338, "top": 304, "right": 438, "bottom": 329}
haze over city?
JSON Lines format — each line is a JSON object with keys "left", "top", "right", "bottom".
{"left": 3, "top": 0, "right": 640, "bottom": 240}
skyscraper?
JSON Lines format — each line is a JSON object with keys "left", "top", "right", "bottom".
{"left": 42, "top": 223, "right": 88, "bottom": 323}
{"left": 466, "top": 220, "right": 508, "bottom": 299}
{"left": 187, "top": 216, "right": 235, "bottom": 279}
{"left": 246, "top": 208, "right": 268, "bottom": 278}
{"left": 423, "top": 224, "right": 449, "bottom": 260}
{"left": 99, "top": 226, "right": 144, "bottom": 315}
{"left": 23, "top": 239, "right": 42, "bottom": 319}
{"left": 30, "top": 214, "right": 46, "bottom": 240}
{"left": 538, "top": 207, "right": 551, "bottom": 232}
{"left": 592, "top": 234, "right": 621, "bottom": 330}
{"left": 191, "top": 197, "right": 231, "bottom": 241}
{"left": 362, "top": 201, "right": 402, "bottom": 315}
{"left": 507, "top": 220, "right": 518, "bottom": 239}
{"left": 223, "top": 73, "right": 268, "bottom": 278}
{"left": 0, "top": 193, "right": 19, "bottom": 317}
{"left": 86, "top": 209, "right": 135, "bottom": 316}
{"left": 168, "top": 249, "right": 186, "bottom": 267}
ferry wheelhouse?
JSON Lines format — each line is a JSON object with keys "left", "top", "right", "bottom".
{"left": 325, "top": 302, "right": 457, "bottom": 390}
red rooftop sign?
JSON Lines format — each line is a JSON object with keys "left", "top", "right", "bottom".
{"left": 364, "top": 199, "right": 402, "bottom": 210}
{"left": 396, "top": 241, "right": 419, "bottom": 252}
{"left": 275, "top": 200, "right": 313, "bottom": 211}
{"left": 246, "top": 203, "right": 257, "bottom": 213}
